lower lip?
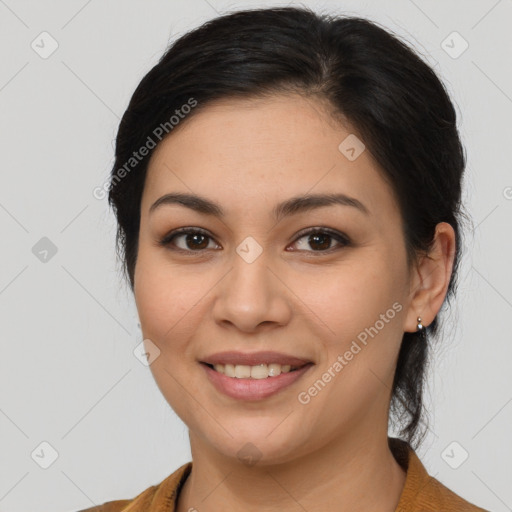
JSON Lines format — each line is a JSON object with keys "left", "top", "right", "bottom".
{"left": 201, "top": 363, "right": 314, "bottom": 400}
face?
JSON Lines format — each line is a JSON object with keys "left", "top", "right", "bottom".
{"left": 134, "top": 93, "right": 416, "bottom": 465}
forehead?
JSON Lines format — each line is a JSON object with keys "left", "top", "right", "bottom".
{"left": 142, "top": 93, "right": 400, "bottom": 224}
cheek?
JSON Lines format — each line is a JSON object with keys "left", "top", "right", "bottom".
{"left": 298, "top": 261, "right": 398, "bottom": 337}
{"left": 294, "top": 267, "right": 404, "bottom": 426}
{"left": 134, "top": 250, "right": 204, "bottom": 347}
{"left": 296, "top": 252, "right": 406, "bottom": 385}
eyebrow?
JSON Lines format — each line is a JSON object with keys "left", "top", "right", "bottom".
{"left": 149, "top": 191, "right": 370, "bottom": 220}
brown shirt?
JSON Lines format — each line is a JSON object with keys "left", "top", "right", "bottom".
{"left": 77, "top": 437, "right": 490, "bottom": 511}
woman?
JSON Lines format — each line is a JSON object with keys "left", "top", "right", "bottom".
{"left": 80, "top": 6, "right": 489, "bottom": 512}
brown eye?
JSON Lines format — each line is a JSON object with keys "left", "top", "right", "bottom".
{"left": 179, "top": 233, "right": 210, "bottom": 250}
{"left": 159, "top": 228, "right": 219, "bottom": 252}
{"left": 290, "top": 228, "right": 350, "bottom": 253}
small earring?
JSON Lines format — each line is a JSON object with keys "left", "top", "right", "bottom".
{"left": 417, "top": 317, "right": 424, "bottom": 331}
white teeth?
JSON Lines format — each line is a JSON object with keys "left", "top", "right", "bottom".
{"left": 235, "top": 365, "right": 251, "bottom": 378}
{"left": 211, "top": 363, "right": 293, "bottom": 378}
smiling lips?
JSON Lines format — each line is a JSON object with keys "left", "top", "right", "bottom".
{"left": 200, "top": 350, "right": 314, "bottom": 400}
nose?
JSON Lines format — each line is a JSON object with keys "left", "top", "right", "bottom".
{"left": 211, "top": 248, "right": 292, "bottom": 333}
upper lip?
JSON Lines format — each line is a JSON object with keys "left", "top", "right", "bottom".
{"left": 200, "top": 351, "right": 313, "bottom": 367}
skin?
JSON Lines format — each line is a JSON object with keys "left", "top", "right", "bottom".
{"left": 133, "top": 93, "right": 456, "bottom": 512}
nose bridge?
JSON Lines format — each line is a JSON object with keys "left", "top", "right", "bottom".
{"left": 212, "top": 235, "right": 289, "bottom": 330}
{"left": 228, "top": 236, "right": 273, "bottom": 301}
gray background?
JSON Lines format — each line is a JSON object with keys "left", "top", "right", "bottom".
{"left": 0, "top": 0, "right": 511, "bottom": 511}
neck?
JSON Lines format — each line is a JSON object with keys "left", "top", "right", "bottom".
{"left": 176, "top": 428, "right": 407, "bottom": 512}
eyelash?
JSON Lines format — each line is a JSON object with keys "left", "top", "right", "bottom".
{"left": 157, "top": 226, "right": 351, "bottom": 256}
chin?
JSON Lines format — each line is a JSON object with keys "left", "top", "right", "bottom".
{"left": 200, "top": 422, "right": 309, "bottom": 467}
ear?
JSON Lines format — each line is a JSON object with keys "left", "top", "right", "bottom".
{"left": 405, "top": 222, "right": 456, "bottom": 333}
